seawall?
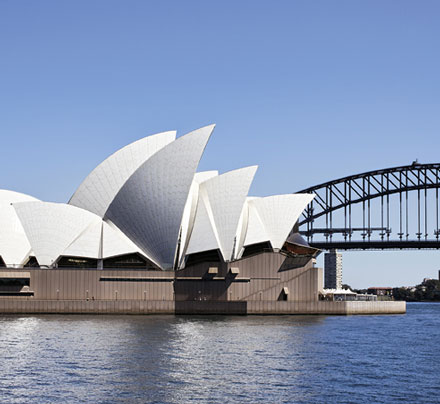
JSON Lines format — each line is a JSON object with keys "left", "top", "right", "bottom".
{"left": 0, "top": 299, "right": 406, "bottom": 315}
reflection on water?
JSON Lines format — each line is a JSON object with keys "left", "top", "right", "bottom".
{"left": 0, "top": 305, "right": 439, "bottom": 403}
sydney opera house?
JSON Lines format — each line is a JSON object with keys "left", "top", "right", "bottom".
{"left": 0, "top": 125, "right": 405, "bottom": 314}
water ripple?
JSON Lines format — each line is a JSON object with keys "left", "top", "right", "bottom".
{"left": 0, "top": 304, "right": 439, "bottom": 403}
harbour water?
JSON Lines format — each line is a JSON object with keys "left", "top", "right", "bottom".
{"left": 0, "top": 303, "right": 439, "bottom": 403}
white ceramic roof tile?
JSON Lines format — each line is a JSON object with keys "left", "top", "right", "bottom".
{"left": 105, "top": 125, "right": 215, "bottom": 269}
{"left": 196, "top": 166, "right": 257, "bottom": 261}
{"left": 251, "top": 194, "right": 314, "bottom": 249}
{"left": 0, "top": 190, "right": 39, "bottom": 267}
{"left": 13, "top": 202, "right": 99, "bottom": 267}
{"left": 69, "top": 130, "right": 176, "bottom": 217}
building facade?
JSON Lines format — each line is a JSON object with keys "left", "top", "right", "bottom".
{"left": 324, "top": 249, "right": 343, "bottom": 289}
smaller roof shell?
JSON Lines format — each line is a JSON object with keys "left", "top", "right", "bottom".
{"left": 0, "top": 190, "right": 40, "bottom": 267}
{"left": 13, "top": 201, "right": 101, "bottom": 267}
{"left": 244, "top": 194, "right": 315, "bottom": 250}
{"left": 185, "top": 189, "right": 221, "bottom": 257}
{"left": 13, "top": 201, "right": 151, "bottom": 267}
{"left": 185, "top": 166, "right": 257, "bottom": 261}
{"left": 102, "top": 220, "right": 146, "bottom": 259}
{"left": 178, "top": 171, "right": 218, "bottom": 265}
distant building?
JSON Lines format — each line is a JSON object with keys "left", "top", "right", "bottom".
{"left": 324, "top": 249, "right": 342, "bottom": 289}
{"left": 368, "top": 287, "right": 393, "bottom": 296}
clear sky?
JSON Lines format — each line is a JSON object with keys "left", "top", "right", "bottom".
{"left": 1, "top": 1, "right": 439, "bottom": 288}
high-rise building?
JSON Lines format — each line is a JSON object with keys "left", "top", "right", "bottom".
{"left": 324, "top": 249, "right": 342, "bottom": 289}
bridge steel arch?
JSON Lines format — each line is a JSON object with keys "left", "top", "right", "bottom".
{"left": 296, "top": 163, "right": 440, "bottom": 250}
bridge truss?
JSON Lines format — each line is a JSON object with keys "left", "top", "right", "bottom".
{"left": 297, "top": 163, "right": 440, "bottom": 250}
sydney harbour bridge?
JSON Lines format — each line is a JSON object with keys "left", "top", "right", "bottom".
{"left": 296, "top": 163, "right": 440, "bottom": 250}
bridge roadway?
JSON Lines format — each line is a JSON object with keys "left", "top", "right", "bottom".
{"left": 308, "top": 240, "right": 440, "bottom": 251}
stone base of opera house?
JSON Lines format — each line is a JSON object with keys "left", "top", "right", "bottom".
{"left": 0, "top": 252, "right": 406, "bottom": 315}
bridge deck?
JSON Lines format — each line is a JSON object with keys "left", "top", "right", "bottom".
{"left": 309, "top": 240, "right": 440, "bottom": 250}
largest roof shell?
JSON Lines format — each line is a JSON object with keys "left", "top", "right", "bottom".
{"left": 105, "top": 125, "right": 215, "bottom": 269}
{"left": 69, "top": 130, "right": 176, "bottom": 217}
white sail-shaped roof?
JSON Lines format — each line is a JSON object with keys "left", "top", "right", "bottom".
{"left": 185, "top": 166, "right": 257, "bottom": 261}
{"left": 185, "top": 192, "right": 220, "bottom": 257}
{"left": 204, "top": 166, "right": 257, "bottom": 261}
{"left": 0, "top": 190, "right": 40, "bottom": 267}
{"left": 105, "top": 125, "right": 215, "bottom": 269}
{"left": 63, "top": 219, "right": 147, "bottom": 260}
{"left": 13, "top": 202, "right": 101, "bottom": 267}
{"left": 62, "top": 218, "right": 102, "bottom": 259}
{"left": 13, "top": 200, "right": 151, "bottom": 265}
{"left": 193, "top": 171, "right": 220, "bottom": 184}
{"left": 101, "top": 220, "right": 147, "bottom": 259}
{"left": 245, "top": 194, "right": 314, "bottom": 249}
{"left": 178, "top": 171, "right": 218, "bottom": 265}
{"left": 234, "top": 201, "right": 250, "bottom": 260}
{"left": 69, "top": 130, "right": 176, "bottom": 217}
{"left": 242, "top": 197, "right": 269, "bottom": 247}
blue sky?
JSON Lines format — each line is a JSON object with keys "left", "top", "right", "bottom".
{"left": 1, "top": 0, "right": 439, "bottom": 287}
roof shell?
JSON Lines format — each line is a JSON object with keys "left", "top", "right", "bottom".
{"left": 69, "top": 130, "right": 176, "bottom": 218}
{"left": 62, "top": 217, "right": 102, "bottom": 259}
{"left": 178, "top": 171, "right": 218, "bottom": 265}
{"left": 13, "top": 201, "right": 100, "bottom": 267}
{"left": 63, "top": 219, "right": 148, "bottom": 260}
{"left": 185, "top": 187, "right": 221, "bottom": 257}
{"left": 245, "top": 194, "right": 314, "bottom": 249}
{"left": 105, "top": 125, "right": 214, "bottom": 269}
{"left": 13, "top": 200, "right": 150, "bottom": 266}
{"left": 241, "top": 197, "right": 268, "bottom": 248}
{"left": 101, "top": 220, "right": 147, "bottom": 259}
{"left": 0, "top": 190, "right": 40, "bottom": 267}
{"left": 185, "top": 166, "right": 257, "bottom": 261}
